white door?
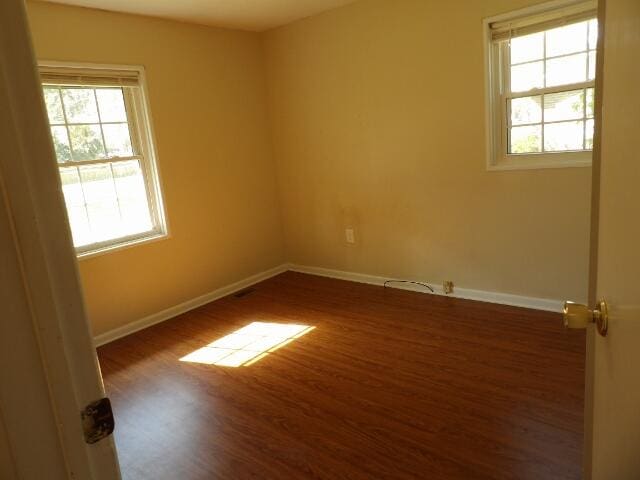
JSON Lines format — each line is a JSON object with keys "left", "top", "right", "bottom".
{"left": 0, "top": 0, "right": 121, "bottom": 478}
{"left": 582, "top": 0, "right": 640, "bottom": 478}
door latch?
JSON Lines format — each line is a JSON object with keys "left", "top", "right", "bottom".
{"left": 563, "top": 299, "right": 609, "bottom": 337}
{"left": 81, "top": 397, "right": 115, "bottom": 444}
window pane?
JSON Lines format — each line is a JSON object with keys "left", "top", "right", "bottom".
{"left": 50, "top": 126, "right": 72, "bottom": 163}
{"left": 43, "top": 73, "right": 164, "bottom": 253}
{"left": 79, "top": 164, "right": 121, "bottom": 242}
{"left": 59, "top": 167, "right": 92, "bottom": 247}
{"left": 96, "top": 88, "right": 128, "bottom": 122}
{"left": 62, "top": 88, "right": 99, "bottom": 123}
{"left": 103, "top": 123, "right": 133, "bottom": 157}
{"left": 511, "top": 61, "right": 544, "bottom": 92}
{"left": 585, "top": 119, "right": 595, "bottom": 149}
{"left": 112, "top": 160, "right": 153, "bottom": 235}
{"left": 43, "top": 88, "right": 64, "bottom": 124}
{"left": 588, "top": 51, "right": 597, "bottom": 80}
{"left": 544, "top": 89, "right": 584, "bottom": 122}
{"left": 510, "top": 32, "right": 544, "bottom": 64}
{"left": 544, "top": 121, "right": 584, "bottom": 151}
{"left": 546, "top": 53, "right": 587, "bottom": 87}
{"left": 68, "top": 124, "right": 106, "bottom": 161}
{"left": 60, "top": 166, "right": 84, "bottom": 207}
{"left": 588, "top": 19, "right": 598, "bottom": 50}
{"left": 79, "top": 164, "right": 117, "bottom": 204}
{"left": 510, "top": 125, "right": 542, "bottom": 153}
{"left": 60, "top": 161, "right": 154, "bottom": 248}
{"left": 510, "top": 95, "right": 542, "bottom": 125}
{"left": 545, "top": 22, "right": 588, "bottom": 58}
{"left": 586, "top": 88, "right": 595, "bottom": 117}
{"left": 67, "top": 205, "right": 93, "bottom": 247}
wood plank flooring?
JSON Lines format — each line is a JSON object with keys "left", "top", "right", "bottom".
{"left": 98, "top": 272, "right": 585, "bottom": 480}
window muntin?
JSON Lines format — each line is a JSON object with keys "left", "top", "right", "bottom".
{"left": 485, "top": 2, "right": 598, "bottom": 170}
{"left": 41, "top": 66, "right": 166, "bottom": 255}
{"left": 505, "top": 19, "right": 597, "bottom": 155}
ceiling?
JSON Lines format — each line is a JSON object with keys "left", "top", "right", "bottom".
{"left": 40, "top": 0, "right": 359, "bottom": 32}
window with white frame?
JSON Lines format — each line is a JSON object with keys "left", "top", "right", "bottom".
{"left": 485, "top": 1, "right": 598, "bottom": 170}
{"left": 40, "top": 63, "right": 166, "bottom": 256}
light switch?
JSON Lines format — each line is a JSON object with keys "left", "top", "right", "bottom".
{"left": 345, "top": 228, "right": 355, "bottom": 244}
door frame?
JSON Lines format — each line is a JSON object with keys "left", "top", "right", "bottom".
{"left": 0, "top": 0, "right": 120, "bottom": 478}
{"left": 583, "top": 0, "right": 607, "bottom": 478}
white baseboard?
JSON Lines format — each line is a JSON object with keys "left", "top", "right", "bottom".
{"left": 288, "top": 264, "right": 564, "bottom": 312}
{"left": 94, "top": 262, "right": 563, "bottom": 347}
{"left": 93, "top": 263, "right": 289, "bottom": 347}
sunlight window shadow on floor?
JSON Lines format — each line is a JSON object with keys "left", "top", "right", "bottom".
{"left": 179, "top": 322, "right": 315, "bottom": 367}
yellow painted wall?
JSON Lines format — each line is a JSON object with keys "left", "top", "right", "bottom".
{"left": 263, "top": 0, "right": 592, "bottom": 302}
{"left": 26, "top": 0, "right": 593, "bottom": 339}
{"left": 26, "top": 1, "right": 285, "bottom": 335}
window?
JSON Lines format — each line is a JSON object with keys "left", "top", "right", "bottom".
{"left": 40, "top": 63, "right": 167, "bottom": 256}
{"left": 485, "top": 1, "right": 598, "bottom": 170}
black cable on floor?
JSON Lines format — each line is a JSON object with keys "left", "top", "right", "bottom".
{"left": 383, "top": 280, "right": 435, "bottom": 293}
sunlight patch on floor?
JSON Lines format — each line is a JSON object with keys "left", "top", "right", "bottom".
{"left": 179, "top": 322, "right": 315, "bottom": 367}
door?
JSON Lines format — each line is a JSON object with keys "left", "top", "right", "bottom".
{"left": 0, "top": 0, "right": 121, "bottom": 478}
{"left": 583, "top": 0, "right": 640, "bottom": 478}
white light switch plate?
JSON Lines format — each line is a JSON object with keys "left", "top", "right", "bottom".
{"left": 345, "top": 228, "right": 355, "bottom": 244}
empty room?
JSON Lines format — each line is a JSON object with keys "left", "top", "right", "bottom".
{"left": 1, "top": 0, "right": 639, "bottom": 479}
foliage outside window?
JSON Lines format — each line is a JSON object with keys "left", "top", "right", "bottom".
{"left": 41, "top": 64, "right": 166, "bottom": 256}
{"left": 485, "top": 1, "right": 597, "bottom": 170}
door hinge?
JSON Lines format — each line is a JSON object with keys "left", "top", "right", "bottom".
{"left": 81, "top": 397, "right": 115, "bottom": 444}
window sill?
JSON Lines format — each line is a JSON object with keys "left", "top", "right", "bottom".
{"left": 488, "top": 153, "right": 592, "bottom": 171}
{"left": 76, "top": 231, "right": 169, "bottom": 261}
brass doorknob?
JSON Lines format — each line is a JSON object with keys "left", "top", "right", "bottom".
{"left": 563, "top": 299, "right": 608, "bottom": 336}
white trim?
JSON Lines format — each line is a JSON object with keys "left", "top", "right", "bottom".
{"left": 489, "top": 1, "right": 597, "bottom": 39}
{"left": 76, "top": 231, "right": 169, "bottom": 261}
{"left": 483, "top": 0, "right": 597, "bottom": 172}
{"left": 288, "top": 264, "right": 564, "bottom": 312}
{"left": 94, "top": 262, "right": 566, "bottom": 348}
{"left": 38, "top": 60, "right": 145, "bottom": 76}
{"left": 38, "top": 60, "right": 170, "bottom": 259}
{"left": 487, "top": 156, "right": 592, "bottom": 171}
{"left": 0, "top": 1, "right": 121, "bottom": 476}
{"left": 94, "top": 264, "right": 289, "bottom": 346}
{"left": 485, "top": 0, "right": 597, "bottom": 27}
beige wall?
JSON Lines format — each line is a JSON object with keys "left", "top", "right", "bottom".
{"left": 26, "top": 0, "right": 593, "bottom": 339}
{"left": 263, "top": 0, "right": 592, "bottom": 302}
{"left": 26, "top": 1, "right": 285, "bottom": 335}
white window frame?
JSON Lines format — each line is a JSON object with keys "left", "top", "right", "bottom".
{"left": 39, "top": 61, "right": 168, "bottom": 259}
{"left": 484, "top": 0, "right": 597, "bottom": 171}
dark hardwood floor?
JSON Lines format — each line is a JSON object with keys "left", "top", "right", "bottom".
{"left": 98, "top": 272, "right": 585, "bottom": 480}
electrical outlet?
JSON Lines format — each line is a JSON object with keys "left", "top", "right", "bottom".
{"left": 443, "top": 281, "right": 454, "bottom": 294}
{"left": 345, "top": 228, "right": 355, "bottom": 244}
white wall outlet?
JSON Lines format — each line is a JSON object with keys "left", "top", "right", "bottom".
{"left": 345, "top": 228, "right": 356, "bottom": 244}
